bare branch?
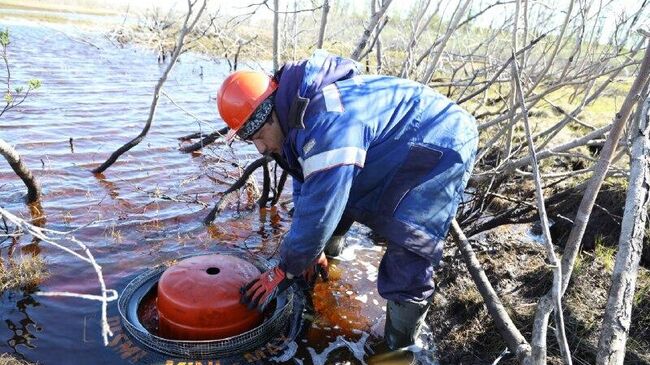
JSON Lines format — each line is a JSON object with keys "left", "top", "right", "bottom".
{"left": 0, "top": 207, "right": 117, "bottom": 346}
{"left": 204, "top": 156, "right": 272, "bottom": 224}
{"left": 0, "top": 139, "right": 41, "bottom": 203}
{"left": 512, "top": 56, "right": 572, "bottom": 365}
{"left": 92, "top": 0, "right": 208, "bottom": 174}
{"left": 450, "top": 220, "right": 532, "bottom": 363}
{"left": 350, "top": 0, "right": 393, "bottom": 61}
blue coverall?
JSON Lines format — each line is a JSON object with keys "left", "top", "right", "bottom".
{"left": 273, "top": 50, "right": 478, "bottom": 303}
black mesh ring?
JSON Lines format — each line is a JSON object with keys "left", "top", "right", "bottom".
{"left": 117, "top": 249, "right": 300, "bottom": 359}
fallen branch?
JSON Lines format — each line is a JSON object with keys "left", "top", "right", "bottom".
{"left": 450, "top": 219, "right": 532, "bottom": 363}
{"left": 179, "top": 126, "right": 229, "bottom": 153}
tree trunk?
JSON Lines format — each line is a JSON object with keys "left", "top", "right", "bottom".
{"left": 596, "top": 93, "right": 650, "bottom": 365}
{"left": 317, "top": 0, "right": 330, "bottom": 49}
{"left": 272, "top": 0, "right": 280, "bottom": 72}
{"left": 350, "top": 0, "right": 392, "bottom": 61}
{"left": 0, "top": 138, "right": 41, "bottom": 203}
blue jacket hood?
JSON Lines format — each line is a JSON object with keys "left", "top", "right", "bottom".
{"left": 274, "top": 50, "right": 360, "bottom": 134}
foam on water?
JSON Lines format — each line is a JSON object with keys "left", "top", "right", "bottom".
{"left": 307, "top": 331, "right": 370, "bottom": 365}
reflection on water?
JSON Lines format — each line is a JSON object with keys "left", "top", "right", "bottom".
{"left": 3, "top": 293, "right": 41, "bottom": 356}
{"left": 0, "top": 21, "right": 432, "bottom": 365}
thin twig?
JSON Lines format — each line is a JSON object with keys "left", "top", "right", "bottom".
{"left": 512, "top": 54, "right": 572, "bottom": 365}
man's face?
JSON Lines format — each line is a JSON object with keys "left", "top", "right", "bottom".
{"left": 250, "top": 111, "right": 284, "bottom": 155}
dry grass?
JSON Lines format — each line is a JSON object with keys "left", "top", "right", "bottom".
{"left": 0, "top": 254, "right": 48, "bottom": 293}
{"left": 0, "top": 353, "right": 35, "bottom": 365}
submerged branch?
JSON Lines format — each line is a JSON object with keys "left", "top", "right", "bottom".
{"left": 204, "top": 155, "right": 272, "bottom": 224}
{"left": 179, "top": 126, "right": 229, "bottom": 153}
{"left": 0, "top": 139, "right": 41, "bottom": 204}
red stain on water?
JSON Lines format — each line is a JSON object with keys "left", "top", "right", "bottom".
{"left": 0, "top": 24, "right": 387, "bottom": 364}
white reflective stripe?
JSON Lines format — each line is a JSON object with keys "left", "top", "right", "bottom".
{"left": 302, "top": 147, "right": 366, "bottom": 178}
{"left": 322, "top": 84, "right": 344, "bottom": 113}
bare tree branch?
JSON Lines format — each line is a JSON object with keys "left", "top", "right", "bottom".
{"left": 204, "top": 156, "right": 272, "bottom": 224}
{"left": 450, "top": 219, "right": 532, "bottom": 363}
{"left": 0, "top": 207, "right": 117, "bottom": 346}
{"left": 512, "top": 56, "right": 572, "bottom": 365}
{"left": 0, "top": 139, "right": 41, "bottom": 204}
{"left": 92, "top": 0, "right": 207, "bottom": 174}
{"left": 350, "top": 0, "right": 393, "bottom": 61}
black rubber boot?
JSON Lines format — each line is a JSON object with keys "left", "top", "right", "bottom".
{"left": 384, "top": 298, "right": 431, "bottom": 350}
{"left": 324, "top": 235, "right": 346, "bottom": 258}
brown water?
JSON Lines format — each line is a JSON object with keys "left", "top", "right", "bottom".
{"left": 0, "top": 21, "right": 413, "bottom": 364}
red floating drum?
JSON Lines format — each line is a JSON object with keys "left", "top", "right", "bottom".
{"left": 157, "top": 254, "right": 263, "bottom": 340}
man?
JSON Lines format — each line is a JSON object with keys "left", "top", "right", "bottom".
{"left": 217, "top": 50, "right": 477, "bottom": 350}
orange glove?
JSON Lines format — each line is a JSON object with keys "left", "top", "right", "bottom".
{"left": 241, "top": 266, "right": 293, "bottom": 312}
{"left": 303, "top": 252, "right": 329, "bottom": 285}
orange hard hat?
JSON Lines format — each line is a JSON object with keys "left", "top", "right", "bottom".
{"left": 217, "top": 70, "right": 277, "bottom": 141}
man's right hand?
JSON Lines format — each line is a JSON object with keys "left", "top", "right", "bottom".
{"left": 241, "top": 266, "right": 293, "bottom": 312}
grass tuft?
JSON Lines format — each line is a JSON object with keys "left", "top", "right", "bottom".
{"left": 0, "top": 353, "right": 35, "bottom": 365}
{"left": 0, "top": 254, "right": 48, "bottom": 293}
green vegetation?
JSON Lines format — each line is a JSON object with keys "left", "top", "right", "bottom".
{"left": 2, "top": 28, "right": 42, "bottom": 125}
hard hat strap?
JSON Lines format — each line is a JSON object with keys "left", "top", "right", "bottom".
{"left": 238, "top": 94, "right": 275, "bottom": 140}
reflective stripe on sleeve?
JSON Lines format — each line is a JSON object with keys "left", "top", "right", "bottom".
{"left": 322, "top": 84, "right": 344, "bottom": 113}
{"left": 302, "top": 147, "right": 366, "bottom": 178}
